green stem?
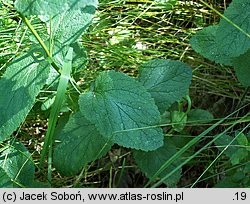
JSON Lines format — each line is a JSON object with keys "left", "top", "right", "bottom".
{"left": 199, "top": 0, "right": 250, "bottom": 39}
{"left": 185, "top": 95, "right": 192, "bottom": 115}
{"left": 39, "top": 47, "right": 73, "bottom": 169}
{"left": 20, "top": 14, "right": 60, "bottom": 73}
{"left": 48, "top": 143, "right": 53, "bottom": 185}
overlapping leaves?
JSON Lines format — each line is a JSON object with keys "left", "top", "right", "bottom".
{"left": 79, "top": 70, "right": 164, "bottom": 151}
{"left": 55, "top": 59, "right": 192, "bottom": 175}
{"left": 0, "top": 0, "right": 197, "bottom": 185}
{"left": 54, "top": 112, "right": 113, "bottom": 176}
{"left": 15, "top": 0, "right": 98, "bottom": 45}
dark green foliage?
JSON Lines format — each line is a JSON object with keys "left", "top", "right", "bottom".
{"left": 214, "top": 132, "right": 250, "bottom": 187}
{"left": 0, "top": 141, "right": 35, "bottom": 187}
{"left": 133, "top": 138, "right": 182, "bottom": 187}
{"left": 54, "top": 112, "right": 113, "bottom": 176}
{"left": 190, "top": 0, "right": 250, "bottom": 87}
{"left": 138, "top": 59, "right": 192, "bottom": 113}
{"left": 79, "top": 70, "right": 164, "bottom": 151}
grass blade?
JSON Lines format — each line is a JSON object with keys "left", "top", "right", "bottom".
{"left": 190, "top": 122, "right": 250, "bottom": 187}
{"left": 39, "top": 47, "right": 73, "bottom": 178}
{"left": 145, "top": 107, "right": 248, "bottom": 187}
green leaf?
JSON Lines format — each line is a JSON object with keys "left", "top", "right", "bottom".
{"left": 215, "top": 134, "right": 238, "bottom": 158}
{"left": 40, "top": 48, "right": 74, "bottom": 167}
{"left": 0, "top": 50, "right": 50, "bottom": 141}
{"left": 79, "top": 70, "right": 164, "bottom": 151}
{"left": 54, "top": 111, "right": 113, "bottom": 176}
{"left": 53, "top": 41, "right": 88, "bottom": 72}
{"left": 230, "top": 148, "right": 248, "bottom": 165}
{"left": 0, "top": 141, "right": 35, "bottom": 187}
{"left": 190, "top": 0, "right": 250, "bottom": 67}
{"left": 232, "top": 49, "right": 250, "bottom": 87}
{"left": 216, "top": 0, "right": 250, "bottom": 58}
{"left": 46, "top": 41, "right": 88, "bottom": 86}
{"left": 160, "top": 111, "right": 171, "bottom": 125}
{"left": 133, "top": 139, "right": 181, "bottom": 187}
{"left": 187, "top": 109, "right": 214, "bottom": 124}
{"left": 215, "top": 169, "right": 248, "bottom": 187}
{"left": 171, "top": 111, "right": 187, "bottom": 132}
{"left": 138, "top": 59, "right": 192, "bottom": 113}
{"left": 190, "top": 26, "right": 232, "bottom": 65}
{"left": 236, "top": 132, "right": 248, "bottom": 146}
{"left": 215, "top": 133, "right": 249, "bottom": 166}
{"left": 15, "top": 0, "right": 98, "bottom": 45}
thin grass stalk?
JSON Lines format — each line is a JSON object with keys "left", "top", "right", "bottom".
{"left": 145, "top": 105, "right": 248, "bottom": 187}
{"left": 149, "top": 111, "right": 249, "bottom": 188}
{"left": 39, "top": 48, "right": 73, "bottom": 182}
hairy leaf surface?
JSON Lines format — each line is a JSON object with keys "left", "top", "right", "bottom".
{"left": 138, "top": 59, "right": 192, "bottom": 113}
{"left": 79, "top": 70, "right": 163, "bottom": 151}
{"left": 15, "top": 0, "right": 98, "bottom": 45}
{"left": 190, "top": 0, "right": 250, "bottom": 87}
{"left": 190, "top": 26, "right": 232, "bottom": 65}
{"left": 216, "top": 0, "right": 250, "bottom": 58}
{"left": 133, "top": 139, "right": 181, "bottom": 187}
{"left": 54, "top": 111, "right": 113, "bottom": 176}
{"left": 191, "top": 0, "right": 250, "bottom": 62}
{"left": 0, "top": 51, "right": 50, "bottom": 141}
{"left": 0, "top": 141, "right": 35, "bottom": 187}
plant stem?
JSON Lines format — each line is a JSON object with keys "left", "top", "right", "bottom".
{"left": 199, "top": 0, "right": 250, "bottom": 39}
{"left": 48, "top": 143, "right": 53, "bottom": 185}
{"left": 20, "top": 14, "right": 60, "bottom": 73}
{"left": 39, "top": 47, "right": 73, "bottom": 169}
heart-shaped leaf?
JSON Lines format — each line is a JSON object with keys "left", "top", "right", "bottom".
{"left": 79, "top": 70, "right": 164, "bottom": 151}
